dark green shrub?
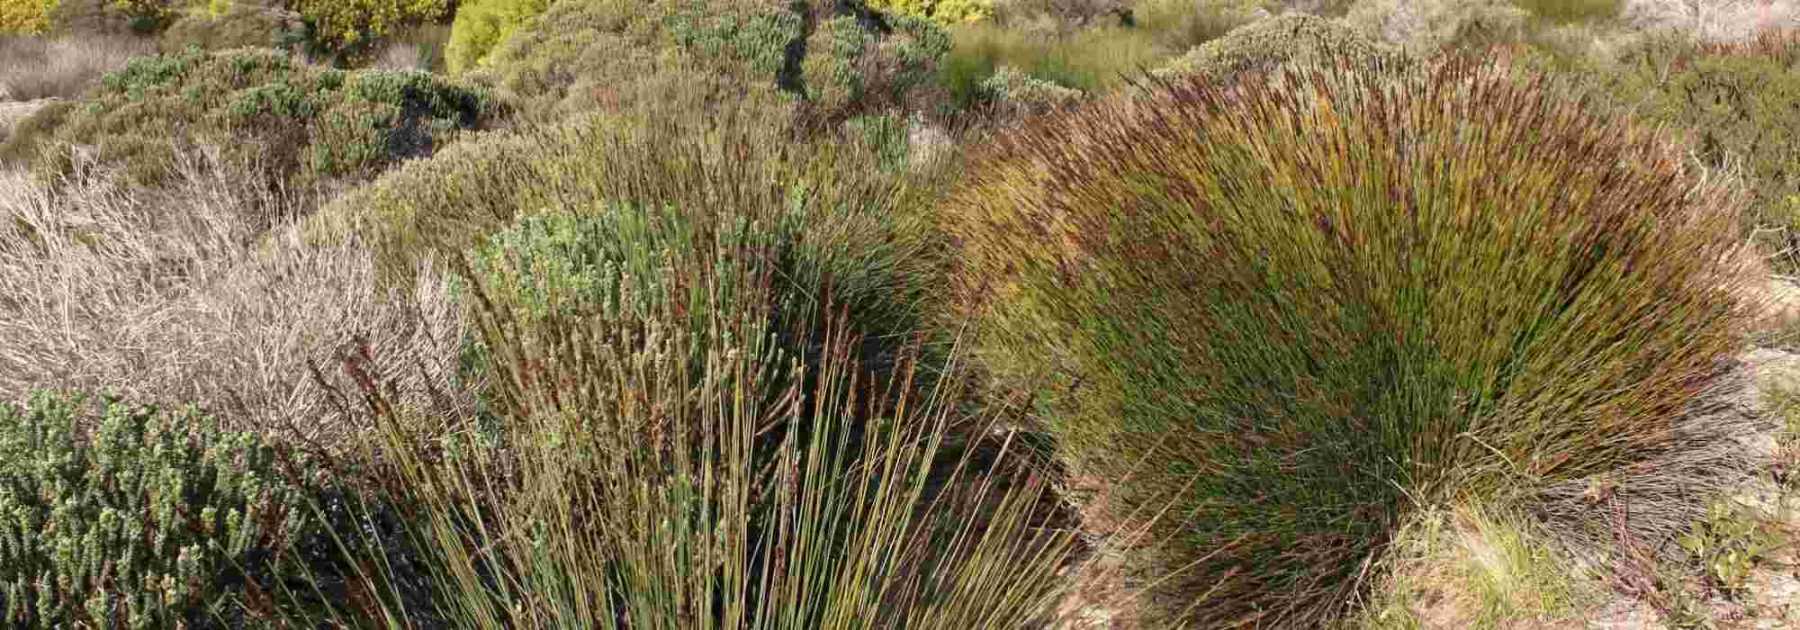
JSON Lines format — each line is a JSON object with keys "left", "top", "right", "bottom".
{"left": 477, "top": 0, "right": 948, "bottom": 124}
{"left": 0, "top": 393, "right": 321, "bottom": 626}
{"left": 1155, "top": 13, "right": 1406, "bottom": 81}
{"left": 947, "top": 60, "right": 1753, "bottom": 625}
{"left": 27, "top": 47, "right": 492, "bottom": 186}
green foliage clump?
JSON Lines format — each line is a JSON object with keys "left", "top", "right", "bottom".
{"left": 27, "top": 47, "right": 492, "bottom": 186}
{"left": 946, "top": 60, "right": 1752, "bottom": 625}
{"left": 0, "top": 393, "right": 320, "bottom": 626}
{"left": 1156, "top": 14, "right": 1405, "bottom": 80}
{"left": 1596, "top": 32, "right": 1800, "bottom": 265}
{"left": 444, "top": 0, "right": 551, "bottom": 74}
{"left": 976, "top": 65, "right": 1080, "bottom": 115}
{"left": 477, "top": 0, "right": 948, "bottom": 123}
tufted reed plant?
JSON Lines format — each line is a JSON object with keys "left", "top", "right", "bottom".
{"left": 945, "top": 57, "right": 1758, "bottom": 625}
{"left": 299, "top": 196, "right": 1085, "bottom": 626}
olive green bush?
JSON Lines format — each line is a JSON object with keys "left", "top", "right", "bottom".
{"left": 1156, "top": 13, "right": 1405, "bottom": 80}
{"left": 476, "top": 0, "right": 948, "bottom": 124}
{"left": 287, "top": 0, "right": 449, "bottom": 50}
{"left": 947, "top": 59, "right": 1753, "bottom": 625}
{"left": 19, "top": 47, "right": 492, "bottom": 186}
{"left": 0, "top": 393, "right": 322, "bottom": 626}
{"left": 157, "top": 1, "right": 304, "bottom": 52}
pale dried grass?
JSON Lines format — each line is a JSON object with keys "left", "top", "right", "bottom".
{"left": 0, "top": 33, "right": 156, "bottom": 101}
{"left": 0, "top": 145, "right": 478, "bottom": 450}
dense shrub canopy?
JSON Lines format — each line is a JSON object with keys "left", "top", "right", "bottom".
{"left": 15, "top": 47, "right": 492, "bottom": 186}
{"left": 444, "top": 0, "right": 552, "bottom": 74}
{"left": 1596, "top": 32, "right": 1800, "bottom": 258}
{"left": 948, "top": 59, "right": 1753, "bottom": 624}
{"left": 475, "top": 0, "right": 949, "bottom": 124}
{"left": 1156, "top": 14, "right": 1404, "bottom": 80}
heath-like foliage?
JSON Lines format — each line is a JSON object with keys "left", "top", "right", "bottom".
{"left": 1157, "top": 13, "right": 1405, "bottom": 80}
{"left": 17, "top": 47, "right": 491, "bottom": 187}
{"left": 947, "top": 58, "right": 1754, "bottom": 625}
{"left": 0, "top": 393, "right": 321, "bottom": 626}
{"left": 476, "top": 0, "right": 948, "bottom": 124}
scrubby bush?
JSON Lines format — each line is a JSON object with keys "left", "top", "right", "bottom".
{"left": 0, "top": 99, "right": 72, "bottom": 166}
{"left": 0, "top": 1, "right": 56, "bottom": 34}
{"left": 19, "top": 47, "right": 491, "bottom": 186}
{"left": 947, "top": 59, "right": 1754, "bottom": 625}
{"left": 869, "top": 0, "right": 994, "bottom": 23}
{"left": 1594, "top": 31, "right": 1800, "bottom": 266}
{"left": 288, "top": 0, "right": 449, "bottom": 50}
{"left": 444, "top": 0, "right": 550, "bottom": 74}
{"left": 157, "top": 1, "right": 304, "bottom": 52}
{"left": 0, "top": 393, "right": 323, "bottom": 626}
{"left": 1156, "top": 13, "right": 1404, "bottom": 80}
{"left": 976, "top": 64, "right": 1081, "bottom": 115}
{"left": 1343, "top": 0, "right": 1529, "bottom": 51}
{"left": 476, "top": 0, "right": 948, "bottom": 124}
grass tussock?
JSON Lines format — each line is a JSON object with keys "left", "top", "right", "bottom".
{"left": 0, "top": 33, "right": 155, "bottom": 101}
{"left": 946, "top": 57, "right": 1756, "bottom": 625}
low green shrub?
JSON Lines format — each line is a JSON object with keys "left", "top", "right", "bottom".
{"left": 0, "top": 393, "right": 322, "bottom": 626}
{"left": 476, "top": 0, "right": 948, "bottom": 124}
{"left": 1156, "top": 13, "right": 1405, "bottom": 80}
{"left": 444, "top": 0, "right": 550, "bottom": 74}
{"left": 947, "top": 59, "right": 1753, "bottom": 625}
{"left": 0, "top": 99, "right": 73, "bottom": 167}
{"left": 288, "top": 0, "right": 449, "bottom": 51}
{"left": 24, "top": 47, "right": 492, "bottom": 186}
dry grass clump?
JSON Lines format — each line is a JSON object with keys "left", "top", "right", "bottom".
{"left": 0, "top": 33, "right": 156, "bottom": 101}
{"left": 945, "top": 58, "right": 1756, "bottom": 625}
{"left": 0, "top": 148, "right": 477, "bottom": 449}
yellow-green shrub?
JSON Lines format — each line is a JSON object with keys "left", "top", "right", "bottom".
{"left": 868, "top": 0, "right": 991, "bottom": 23}
{"left": 1156, "top": 13, "right": 1405, "bottom": 80}
{"left": 0, "top": 0, "right": 57, "bottom": 34}
{"left": 289, "top": 0, "right": 448, "bottom": 49}
{"left": 443, "top": 0, "right": 549, "bottom": 74}
{"left": 947, "top": 59, "right": 1753, "bottom": 625}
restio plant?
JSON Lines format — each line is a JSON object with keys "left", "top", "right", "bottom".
{"left": 444, "top": 0, "right": 551, "bottom": 74}
{"left": 946, "top": 58, "right": 1754, "bottom": 625}
{"left": 474, "top": 0, "right": 949, "bottom": 124}
{"left": 321, "top": 203, "right": 1080, "bottom": 625}
{"left": 1156, "top": 13, "right": 1405, "bottom": 80}
{"left": 0, "top": 393, "right": 323, "bottom": 626}
{"left": 16, "top": 47, "right": 491, "bottom": 186}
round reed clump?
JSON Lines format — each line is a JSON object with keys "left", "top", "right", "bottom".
{"left": 947, "top": 59, "right": 1757, "bottom": 626}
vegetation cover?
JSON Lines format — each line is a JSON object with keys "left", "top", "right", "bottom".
{"left": 947, "top": 58, "right": 1754, "bottom": 624}
{"left": 7, "top": 47, "right": 492, "bottom": 186}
